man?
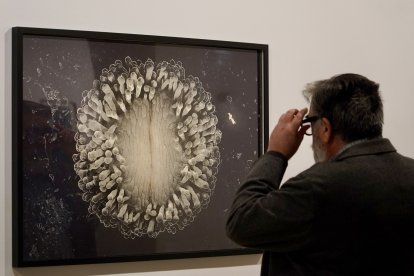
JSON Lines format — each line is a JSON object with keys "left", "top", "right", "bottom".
{"left": 226, "top": 74, "right": 414, "bottom": 275}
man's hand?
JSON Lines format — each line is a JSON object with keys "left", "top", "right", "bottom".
{"left": 267, "top": 108, "right": 309, "bottom": 160}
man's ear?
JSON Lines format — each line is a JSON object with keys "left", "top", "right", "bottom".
{"left": 319, "top": 117, "right": 333, "bottom": 144}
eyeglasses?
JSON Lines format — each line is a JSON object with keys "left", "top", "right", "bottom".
{"left": 301, "top": 115, "right": 320, "bottom": 136}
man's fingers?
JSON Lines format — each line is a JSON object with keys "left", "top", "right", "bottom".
{"left": 268, "top": 107, "right": 309, "bottom": 159}
{"left": 286, "top": 109, "right": 299, "bottom": 116}
{"left": 292, "top": 107, "right": 308, "bottom": 125}
{"left": 298, "top": 108, "right": 308, "bottom": 118}
{"left": 280, "top": 109, "right": 299, "bottom": 122}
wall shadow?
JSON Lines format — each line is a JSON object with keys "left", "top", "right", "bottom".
{"left": 13, "top": 254, "right": 262, "bottom": 276}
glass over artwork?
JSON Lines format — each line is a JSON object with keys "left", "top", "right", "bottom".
{"left": 12, "top": 27, "right": 268, "bottom": 266}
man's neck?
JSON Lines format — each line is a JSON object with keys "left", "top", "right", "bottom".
{"left": 326, "top": 135, "right": 346, "bottom": 160}
{"left": 330, "top": 138, "right": 377, "bottom": 161}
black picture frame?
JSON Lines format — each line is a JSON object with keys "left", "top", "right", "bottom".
{"left": 12, "top": 27, "right": 269, "bottom": 267}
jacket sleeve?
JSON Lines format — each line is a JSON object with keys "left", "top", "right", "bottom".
{"left": 226, "top": 151, "right": 315, "bottom": 252}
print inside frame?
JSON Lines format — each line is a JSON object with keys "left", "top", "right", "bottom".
{"left": 12, "top": 27, "right": 269, "bottom": 267}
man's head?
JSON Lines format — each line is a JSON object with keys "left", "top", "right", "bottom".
{"left": 303, "top": 73, "right": 384, "bottom": 162}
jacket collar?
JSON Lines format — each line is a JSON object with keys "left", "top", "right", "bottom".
{"left": 333, "top": 138, "right": 396, "bottom": 161}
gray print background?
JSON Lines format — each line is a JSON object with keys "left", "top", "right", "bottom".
{"left": 21, "top": 35, "right": 260, "bottom": 262}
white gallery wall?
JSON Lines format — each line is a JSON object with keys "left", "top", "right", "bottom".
{"left": 1, "top": 0, "right": 414, "bottom": 275}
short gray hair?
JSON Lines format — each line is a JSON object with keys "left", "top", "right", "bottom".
{"left": 303, "top": 73, "right": 383, "bottom": 142}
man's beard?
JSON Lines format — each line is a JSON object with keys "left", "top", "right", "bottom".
{"left": 312, "top": 136, "right": 328, "bottom": 163}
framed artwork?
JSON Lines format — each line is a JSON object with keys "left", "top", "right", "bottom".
{"left": 12, "top": 27, "right": 269, "bottom": 267}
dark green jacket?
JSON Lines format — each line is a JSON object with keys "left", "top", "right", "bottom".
{"left": 226, "top": 138, "right": 414, "bottom": 275}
